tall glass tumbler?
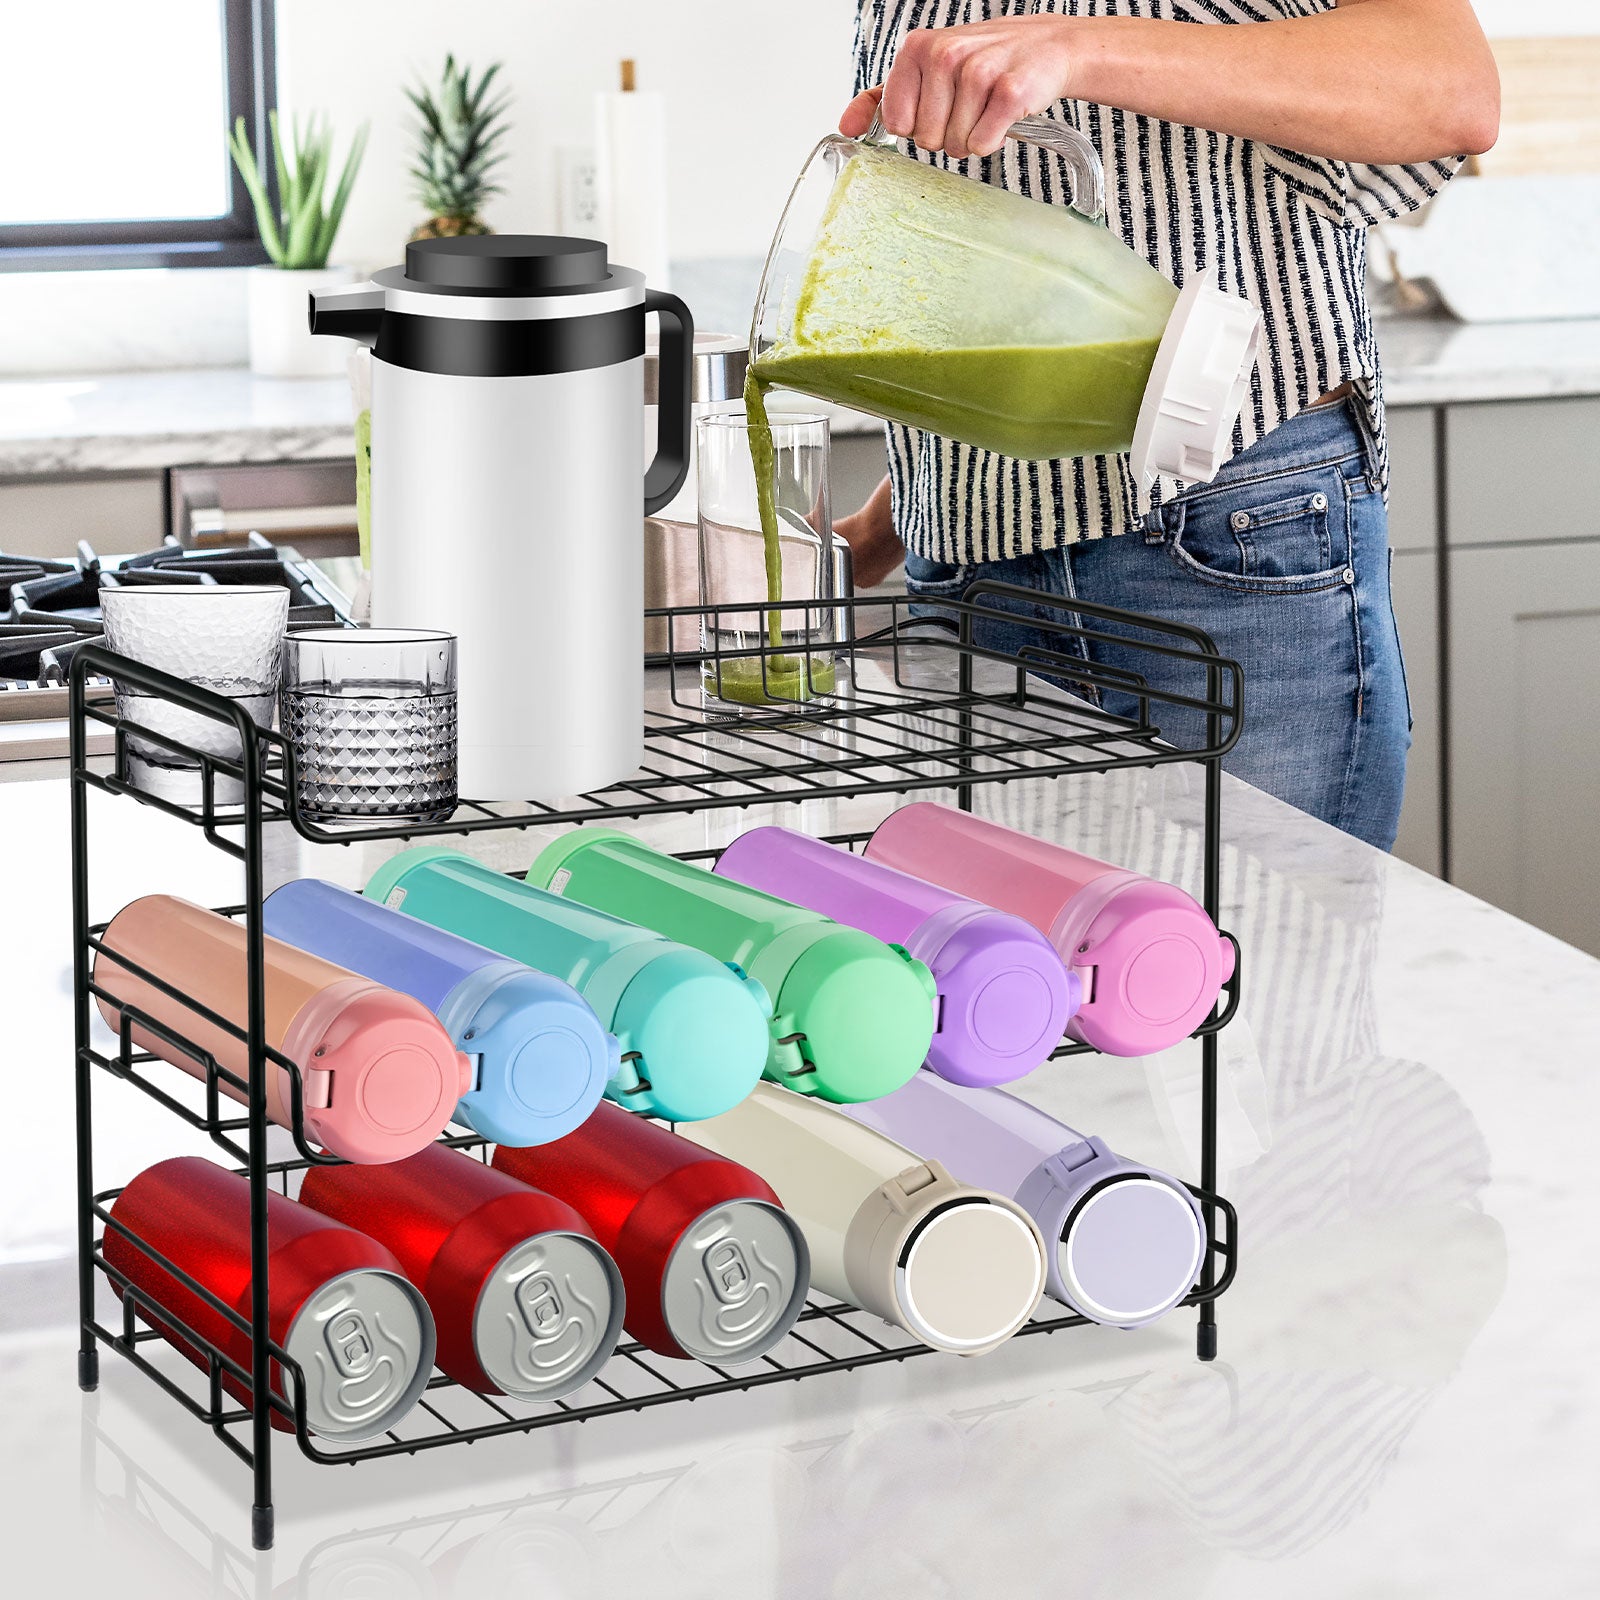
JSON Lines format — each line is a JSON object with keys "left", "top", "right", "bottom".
{"left": 281, "top": 629, "right": 457, "bottom": 822}
{"left": 696, "top": 410, "right": 838, "bottom": 709}
{"left": 99, "top": 583, "right": 289, "bottom": 806}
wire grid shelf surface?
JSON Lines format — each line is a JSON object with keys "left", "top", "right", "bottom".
{"left": 68, "top": 586, "right": 1242, "bottom": 851}
{"left": 86, "top": 1149, "right": 1239, "bottom": 1470}
{"left": 69, "top": 587, "right": 1241, "bottom": 1548}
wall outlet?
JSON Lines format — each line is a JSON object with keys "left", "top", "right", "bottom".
{"left": 557, "top": 144, "right": 602, "bottom": 233}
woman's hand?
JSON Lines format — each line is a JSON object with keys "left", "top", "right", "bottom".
{"left": 833, "top": 475, "right": 905, "bottom": 591}
{"left": 839, "top": 17, "right": 1075, "bottom": 160}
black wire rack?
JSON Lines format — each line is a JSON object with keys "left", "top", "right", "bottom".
{"left": 70, "top": 584, "right": 1243, "bottom": 1552}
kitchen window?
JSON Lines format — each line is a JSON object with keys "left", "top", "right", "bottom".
{"left": 0, "top": 0, "right": 274, "bottom": 271}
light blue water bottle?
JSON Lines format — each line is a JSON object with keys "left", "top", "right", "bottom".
{"left": 263, "top": 877, "right": 617, "bottom": 1146}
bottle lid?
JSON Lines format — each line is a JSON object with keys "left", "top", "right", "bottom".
{"left": 405, "top": 234, "right": 610, "bottom": 293}
{"left": 1054, "top": 878, "right": 1233, "bottom": 1058}
{"left": 1016, "top": 1139, "right": 1205, "bottom": 1327}
{"left": 299, "top": 986, "right": 470, "bottom": 1163}
{"left": 281, "top": 1267, "right": 435, "bottom": 1440}
{"left": 844, "top": 1162, "right": 1045, "bottom": 1355}
{"left": 911, "top": 904, "right": 1080, "bottom": 1088}
{"left": 1129, "top": 278, "right": 1263, "bottom": 487}
{"left": 608, "top": 948, "right": 772, "bottom": 1121}
{"left": 471, "top": 1232, "right": 625, "bottom": 1401}
{"left": 764, "top": 929, "right": 937, "bottom": 1104}
{"left": 451, "top": 968, "right": 617, "bottom": 1146}
{"left": 660, "top": 1199, "right": 810, "bottom": 1363}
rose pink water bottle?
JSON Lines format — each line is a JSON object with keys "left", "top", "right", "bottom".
{"left": 865, "top": 803, "right": 1233, "bottom": 1057}
{"left": 714, "top": 825, "right": 1079, "bottom": 1086}
{"left": 94, "top": 895, "right": 472, "bottom": 1162}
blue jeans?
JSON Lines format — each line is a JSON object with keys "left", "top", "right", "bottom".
{"left": 904, "top": 400, "right": 1412, "bottom": 850}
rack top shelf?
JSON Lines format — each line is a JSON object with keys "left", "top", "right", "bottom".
{"left": 70, "top": 588, "right": 1242, "bottom": 849}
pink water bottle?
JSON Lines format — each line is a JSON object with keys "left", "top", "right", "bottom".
{"left": 713, "top": 826, "right": 1079, "bottom": 1087}
{"left": 865, "top": 803, "right": 1233, "bottom": 1057}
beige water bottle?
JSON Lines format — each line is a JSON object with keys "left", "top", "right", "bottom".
{"left": 677, "top": 1081, "right": 1046, "bottom": 1356}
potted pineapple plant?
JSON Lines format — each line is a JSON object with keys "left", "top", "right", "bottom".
{"left": 228, "top": 111, "right": 368, "bottom": 377}
{"left": 406, "top": 57, "right": 512, "bottom": 240}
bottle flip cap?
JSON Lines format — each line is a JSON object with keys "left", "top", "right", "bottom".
{"left": 445, "top": 966, "right": 618, "bottom": 1146}
{"left": 907, "top": 904, "right": 1080, "bottom": 1088}
{"left": 600, "top": 947, "right": 772, "bottom": 1122}
{"left": 1015, "top": 1138, "right": 1205, "bottom": 1327}
{"left": 843, "top": 1161, "right": 1046, "bottom": 1356}
{"left": 281, "top": 1267, "right": 436, "bottom": 1440}
{"left": 289, "top": 985, "right": 472, "bottom": 1163}
{"left": 1053, "top": 875, "right": 1234, "bottom": 1058}
{"left": 753, "top": 926, "right": 938, "bottom": 1104}
{"left": 1130, "top": 278, "right": 1263, "bottom": 487}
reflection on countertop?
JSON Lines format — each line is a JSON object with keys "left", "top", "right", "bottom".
{"left": 4, "top": 731, "right": 1596, "bottom": 1596}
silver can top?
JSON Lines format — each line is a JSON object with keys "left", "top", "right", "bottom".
{"left": 283, "top": 1268, "right": 436, "bottom": 1440}
{"left": 661, "top": 1199, "right": 809, "bottom": 1363}
{"left": 472, "top": 1232, "right": 625, "bottom": 1401}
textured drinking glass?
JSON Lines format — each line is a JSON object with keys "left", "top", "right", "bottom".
{"left": 99, "top": 584, "right": 289, "bottom": 806}
{"left": 696, "top": 410, "right": 838, "bottom": 709}
{"left": 281, "top": 628, "right": 457, "bottom": 822}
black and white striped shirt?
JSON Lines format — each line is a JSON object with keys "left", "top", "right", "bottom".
{"left": 854, "top": 0, "right": 1462, "bottom": 563}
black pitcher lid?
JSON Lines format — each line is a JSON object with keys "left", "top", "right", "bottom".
{"left": 404, "top": 235, "right": 610, "bottom": 293}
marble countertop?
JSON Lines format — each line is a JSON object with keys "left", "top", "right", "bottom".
{"left": 3, "top": 660, "right": 1599, "bottom": 1592}
{"left": 4, "top": 314, "right": 1600, "bottom": 479}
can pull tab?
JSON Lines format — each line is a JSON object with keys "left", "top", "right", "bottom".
{"left": 892, "top": 943, "right": 939, "bottom": 1007}
{"left": 303, "top": 1063, "right": 333, "bottom": 1111}
{"left": 1041, "top": 1137, "right": 1111, "bottom": 1187}
{"left": 453, "top": 1051, "right": 475, "bottom": 1096}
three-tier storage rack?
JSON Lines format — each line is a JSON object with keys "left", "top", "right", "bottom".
{"left": 69, "top": 585, "right": 1242, "bottom": 1550}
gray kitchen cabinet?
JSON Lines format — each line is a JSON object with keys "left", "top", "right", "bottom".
{"left": 1386, "top": 406, "right": 1443, "bottom": 876}
{"left": 0, "top": 473, "right": 163, "bottom": 558}
{"left": 1445, "top": 397, "right": 1600, "bottom": 545}
{"left": 1447, "top": 537, "right": 1600, "bottom": 958}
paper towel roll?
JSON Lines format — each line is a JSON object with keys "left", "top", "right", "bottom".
{"left": 595, "top": 60, "right": 670, "bottom": 287}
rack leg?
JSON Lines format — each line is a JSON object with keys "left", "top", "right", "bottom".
{"left": 252, "top": 1503, "right": 274, "bottom": 1552}
{"left": 70, "top": 668, "right": 99, "bottom": 1393}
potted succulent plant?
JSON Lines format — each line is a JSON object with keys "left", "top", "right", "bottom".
{"left": 228, "top": 111, "right": 368, "bottom": 377}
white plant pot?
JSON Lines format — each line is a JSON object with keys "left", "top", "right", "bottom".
{"left": 247, "top": 264, "right": 359, "bottom": 378}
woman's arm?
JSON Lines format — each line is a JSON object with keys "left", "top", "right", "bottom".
{"left": 840, "top": 0, "right": 1499, "bottom": 165}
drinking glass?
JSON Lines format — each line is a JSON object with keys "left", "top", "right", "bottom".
{"left": 100, "top": 584, "right": 289, "bottom": 806}
{"left": 696, "top": 410, "right": 839, "bottom": 709}
{"left": 280, "top": 629, "right": 457, "bottom": 822}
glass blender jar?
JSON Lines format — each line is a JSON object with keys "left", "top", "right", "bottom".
{"left": 750, "top": 112, "right": 1261, "bottom": 482}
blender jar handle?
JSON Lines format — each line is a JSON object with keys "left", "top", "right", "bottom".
{"left": 644, "top": 289, "right": 695, "bottom": 515}
{"left": 863, "top": 109, "right": 1106, "bottom": 223}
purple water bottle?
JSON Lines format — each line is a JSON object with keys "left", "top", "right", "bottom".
{"left": 713, "top": 826, "right": 1079, "bottom": 1088}
{"left": 841, "top": 1071, "right": 1205, "bottom": 1328}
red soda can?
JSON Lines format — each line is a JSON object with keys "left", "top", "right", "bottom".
{"left": 299, "top": 1143, "right": 625, "bottom": 1402}
{"left": 103, "top": 1156, "right": 435, "bottom": 1440}
{"left": 493, "top": 1102, "right": 809, "bottom": 1364}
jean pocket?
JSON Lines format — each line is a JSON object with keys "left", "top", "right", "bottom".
{"left": 903, "top": 552, "right": 976, "bottom": 599}
{"left": 1166, "top": 469, "right": 1352, "bottom": 594}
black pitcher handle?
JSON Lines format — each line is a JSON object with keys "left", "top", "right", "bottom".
{"left": 643, "top": 289, "right": 694, "bottom": 514}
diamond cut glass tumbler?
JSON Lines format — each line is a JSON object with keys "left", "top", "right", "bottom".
{"left": 281, "top": 628, "right": 457, "bottom": 822}
{"left": 100, "top": 583, "right": 289, "bottom": 806}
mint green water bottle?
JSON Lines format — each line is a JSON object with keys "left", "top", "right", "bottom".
{"left": 528, "top": 830, "right": 937, "bottom": 1104}
{"left": 365, "top": 847, "right": 771, "bottom": 1123}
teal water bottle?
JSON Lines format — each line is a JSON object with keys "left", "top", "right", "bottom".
{"left": 365, "top": 848, "right": 771, "bottom": 1122}
{"left": 527, "top": 830, "right": 937, "bottom": 1104}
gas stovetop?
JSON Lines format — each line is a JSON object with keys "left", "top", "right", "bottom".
{"left": 0, "top": 534, "right": 353, "bottom": 761}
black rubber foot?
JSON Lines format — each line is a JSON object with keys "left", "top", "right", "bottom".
{"left": 78, "top": 1347, "right": 100, "bottom": 1391}
{"left": 252, "top": 1505, "right": 274, "bottom": 1552}
{"left": 1196, "top": 1322, "right": 1218, "bottom": 1362}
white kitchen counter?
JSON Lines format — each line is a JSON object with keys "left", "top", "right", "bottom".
{"left": 4, "top": 314, "right": 1600, "bottom": 478}
{"left": 3, "top": 691, "right": 1598, "bottom": 1593}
